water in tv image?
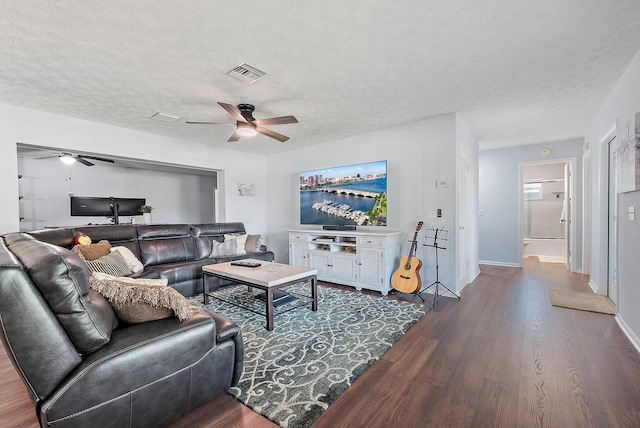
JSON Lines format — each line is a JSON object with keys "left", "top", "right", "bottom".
{"left": 300, "top": 160, "right": 387, "bottom": 226}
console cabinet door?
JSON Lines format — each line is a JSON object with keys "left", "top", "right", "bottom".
{"left": 309, "top": 251, "right": 332, "bottom": 278}
{"left": 358, "top": 247, "right": 384, "bottom": 288}
{"left": 289, "top": 242, "right": 308, "bottom": 267}
{"left": 331, "top": 253, "right": 358, "bottom": 284}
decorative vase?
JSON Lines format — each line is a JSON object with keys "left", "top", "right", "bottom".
{"left": 143, "top": 212, "right": 152, "bottom": 224}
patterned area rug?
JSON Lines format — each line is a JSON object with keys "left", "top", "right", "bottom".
{"left": 198, "top": 284, "right": 429, "bottom": 427}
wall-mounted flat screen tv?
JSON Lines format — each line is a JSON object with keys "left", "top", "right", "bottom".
{"left": 300, "top": 160, "right": 387, "bottom": 226}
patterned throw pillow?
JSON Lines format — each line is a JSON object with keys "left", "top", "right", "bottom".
{"left": 224, "top": 233, "right": 248, "bottom": 255}
{"left": 210, "top": 239, "right": 238, "bottom": 257}
{"left": 89, "top": 272, "right": 200, "bottom": 323}
{"left": 84, "top": 251, "right": 132, "bottom": 277}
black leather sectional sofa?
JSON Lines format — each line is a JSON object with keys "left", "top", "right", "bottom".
{"left": 0, "top": 222, "right": 273, "bottom": 427}
{"left": 28, "top": 222, "right": 275, "bottom": 296}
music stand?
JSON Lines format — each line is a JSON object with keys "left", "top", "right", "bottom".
{"left": 420, "top": 228, "right": 460, "bottom": 306}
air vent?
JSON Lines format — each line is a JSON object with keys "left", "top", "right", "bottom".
{"left": 224, "top": 63, "right": 267, "bottom": 84}
{"left": 150, "top": 112, "right": 181, "bottom": 123}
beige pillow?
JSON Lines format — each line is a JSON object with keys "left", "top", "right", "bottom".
{"left": 224, "top": 233, "right": 247, "bottom": 255}
{"left": 110, "top": 246, "right": 144, "bottom": 273}
{"left": 72, "top": 240, "right": 112, "bottom": 260}
{"left": 245, "top": 234, "right": 263, "bottom": 252}
{"left": 89, "top": 273, "right": 201, "bottom": 323}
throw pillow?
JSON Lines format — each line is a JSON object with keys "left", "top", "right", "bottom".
{"left": 210, "top": 239, "right": 238, "bottom": 257}
{"left": 224, "top": 233, "right": 248, "bottom": 255}
{"left": 245, "top": 234, "right": 263, "bottom": 252}
{"left": 110, "top": 246, "right": 144, "bottom": 273}
{"left": 72, "top": 240, "right": 112, "bottom": 261}
{"left": 91, "top": 272, "right": 168, "bottom": 286}
{"left": 89, "top": 273, "right": 201, "bottom": 323}
{"left": 84, "top": 251, "right": 132, "bottom": 277}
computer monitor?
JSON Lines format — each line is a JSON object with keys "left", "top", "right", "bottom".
{"left": 70, "top": 196, "right": 146, "bottom": 224}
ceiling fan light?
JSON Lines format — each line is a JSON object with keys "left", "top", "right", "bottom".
{"left": 59, "top": 154, "right": 76, "bottom": 165}
{"left": 236, "top": 122, "right": 257, "bottom": 137}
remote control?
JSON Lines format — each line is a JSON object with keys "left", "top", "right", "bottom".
{"left": 230, "top": 261, "right": 261, "bottom": 268}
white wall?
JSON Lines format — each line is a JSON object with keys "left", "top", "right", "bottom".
{"left": 266, "top": 113, "right": 479, "bottom": 293}
{"left": 584, "top": 48, "right": 640, "bottom": 350}
{"left": 0, "top": 103, "right": 269, "bottom": 236}
{"left": 18, "top": 156, "right": 217, "bottom": 229}
{"left": 479, "top": 139, "right": 583, "bottom": 267}
{"left": 1, "top": 103, "right": 481, "bottom": 295}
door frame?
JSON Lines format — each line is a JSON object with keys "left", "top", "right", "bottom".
{"left": 597, "top": 122, "right": 618, "bottom": 297}
{"left": 519, "top": 157, "right": 577, "bottom": 270}
{"left": 581, "top": 150, "right": 592, "bottom": 275}
{"left": 607, "top": 134, "right": 618, "bottom": 304}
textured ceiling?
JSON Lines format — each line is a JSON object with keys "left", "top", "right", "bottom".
{"left": 2, "top": 1, "right": 640, "bottom": 155}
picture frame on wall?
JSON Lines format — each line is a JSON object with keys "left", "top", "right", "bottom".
{"left": 238, "top": 182, "right": 256, "bottom": 196}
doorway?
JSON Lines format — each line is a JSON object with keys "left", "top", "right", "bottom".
{"left": 521, "top": 160, "right": 574, "bottom": 267}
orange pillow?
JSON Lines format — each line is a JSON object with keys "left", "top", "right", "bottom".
{"left": 72, "top": 240, "right": 112, "bottom": 261}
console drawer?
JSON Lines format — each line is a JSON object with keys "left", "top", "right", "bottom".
{"left": 289, "top": 232, "right": 308, "bottom": 242}
{"left": 357, "top": 236, "right": 384, "bottom": 247}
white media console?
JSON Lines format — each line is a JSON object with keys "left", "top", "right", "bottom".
{"left": 288, "top": 229, "right": 402, "bottom": 295}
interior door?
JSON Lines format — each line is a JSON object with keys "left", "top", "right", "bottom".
{"left": 583, "top": 153, "right": 592, "bottom": 275}
{"left": 457, "top": 151, "right": 469, "bottom": 287}
{"left": 564, "top": 162, "right": 572, "bottom": 271}
{"left": 608, "top": 137, "right": 618, "bottom": 304}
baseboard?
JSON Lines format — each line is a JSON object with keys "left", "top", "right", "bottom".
{"left": 479, "top": 260, "right": 521, "bottom": 268}
{"left": 615, "top": 314, "right": 640, "bottom": 356}
{"left": 588, "top": 280, "right": 600, "bottom": 294}
{"left": 469, "top": 268, "right": 481, "bottom": 283}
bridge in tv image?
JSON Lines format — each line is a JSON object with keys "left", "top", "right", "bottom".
{"left": 320, "top": 188, "right": 379, "bottom": 198}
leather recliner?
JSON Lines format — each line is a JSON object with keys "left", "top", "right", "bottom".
{"left": 0, "top": 232, "right": 243, "bottom": 427}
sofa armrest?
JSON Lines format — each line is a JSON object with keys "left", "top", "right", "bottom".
{"left": 208, "top": 312, "right": 243, "bottom": 385}
{"left": 39, "top": 311, "right": 241, "bottom": 425}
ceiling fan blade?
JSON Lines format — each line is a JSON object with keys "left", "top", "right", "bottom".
{"left": 253, "top": 115, "right": 298, "bottom": 126}
{"left": 185, "top": 121, "right": 233, "bottom": 125}
{"left": 256, "top": 126, "right": 289, "bottom": 142}
{"left": 34, "top": 154, "right": 61, "bottom": 160}
{"left": 227, "top": 131, "right": 241, "bottom": 142}
{"left": 81, "top": 155, "right": 114, "bottom": 163}
{"left": 75, "top": 157, "right": 94, "bottom": 166}
{"left": 218, "top": 102, "right": 247, "bottom": 123}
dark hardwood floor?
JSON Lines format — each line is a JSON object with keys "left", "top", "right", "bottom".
{"left": 3, "top": 258, "right": 640, "bottom": 427}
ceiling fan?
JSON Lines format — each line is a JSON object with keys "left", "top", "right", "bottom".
{"left": 186, "top": 102, "right": 298, "bottom": 142}
{"left": 36, "top": 152, "right": 115, "bottom": 167}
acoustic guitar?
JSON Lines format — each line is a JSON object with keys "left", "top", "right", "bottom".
{"left": 391, "top": 221, "right": 424, "bottom": 294}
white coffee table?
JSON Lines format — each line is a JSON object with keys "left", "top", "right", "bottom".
{"left": 202, "top": 259, "right": 318, "bottom": 330}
